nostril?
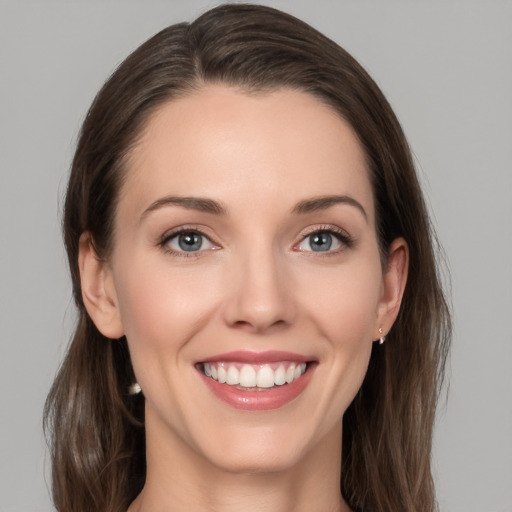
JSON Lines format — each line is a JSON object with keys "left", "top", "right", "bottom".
{"left": 231, "top": 318, "right": 288, "bottom": 334}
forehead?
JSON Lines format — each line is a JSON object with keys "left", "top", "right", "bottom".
{"left": 120, "top": 86, "right": 374, "bottom": 222}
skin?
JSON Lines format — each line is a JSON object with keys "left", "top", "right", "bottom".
{"left": 79, "top": 86, "right": 408, "bottom": 512}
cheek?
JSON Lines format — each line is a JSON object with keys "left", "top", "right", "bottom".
{"left": 112, "top": 255, "right": 222, "bottom": 365}
{"left": 297, "top": 258, "right": 382, "bottom": 412}
{"left": 300, "top": 258, "right": 382, "bottom": 343}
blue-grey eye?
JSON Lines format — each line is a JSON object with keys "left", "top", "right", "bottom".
{"left": 178, "top": 232, "right": 203, "bottom": 251}
{"left": 309, "top": 232, "right": 333, "bottom": 251}
{"left": 166, "top": 231, "right": 215, "bottom": 253}
{"left": 297, "top": 230, "right": 345, "bottom": 253}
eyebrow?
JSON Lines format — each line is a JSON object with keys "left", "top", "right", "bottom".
{"left": 140, "top": 196, "right": 226, "bottom": 222}
{"left": 140, "top": 194, "right": 367, "bottom": 223}
{"left": 292, "top": 195, "right": 368, "bottom": 221}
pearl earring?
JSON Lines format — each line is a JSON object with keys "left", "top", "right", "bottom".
{"left": 128, "top": 382, "right": 142, "bottom": 395}
{"left": 378, "top": 327, "right": 386, "bottom": 345}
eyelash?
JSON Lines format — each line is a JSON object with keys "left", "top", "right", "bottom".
{"left": 295, "top": 225, "right": 354, "bottom": 255}
{"left": 159, "top": 226, "right": 218, "bottom": 258}
{"left": 158, "top": 224, "right": 354, "bottom": 258}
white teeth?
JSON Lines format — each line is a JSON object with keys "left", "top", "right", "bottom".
{"left": 239, "top": 365, "right": 257, "bottom": 387}
{"left": 285, "top": 365, "right": 296, "bottom": 384}
{"left": 226, "top": 366, "right": 240, "bottom": 385}
{"left": 203, "top": 361, "right": 307, "bottom": 388}
{"left": 256, "top": 365, "right": 275, "bottom": 388}
{"left": 274, "top": 365, "right": 286, "bottom": 386}
{"left": 217, "top": 365, "right": 227, "bottom": 383}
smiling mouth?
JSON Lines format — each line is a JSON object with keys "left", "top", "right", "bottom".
{"left": 200, "top": 361, "right": 308, "bottom": 390}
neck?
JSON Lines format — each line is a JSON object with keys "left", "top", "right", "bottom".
{"left": 128, "top": 410, "right": 350, "bottom": 512}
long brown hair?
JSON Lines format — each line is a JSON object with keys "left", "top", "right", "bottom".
{"left": 44, "top": 4, "right": 451, "bottom": 512}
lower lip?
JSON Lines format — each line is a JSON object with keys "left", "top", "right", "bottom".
{"left": 199, "top": 365, "right": 315, "bottom": 411}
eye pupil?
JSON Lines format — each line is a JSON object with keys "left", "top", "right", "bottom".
{"left": 178, "top": 232, "right": 202, "bottom": 251}
{"left": 310, "top": 232, "right": 332, "bottom": 251}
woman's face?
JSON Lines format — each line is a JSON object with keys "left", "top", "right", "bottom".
{"left": 84, "top": 86, "right": 406, "bottom": 475}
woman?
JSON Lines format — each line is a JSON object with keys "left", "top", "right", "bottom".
{"left": 44, "top": 4, "right": 451, "bottom": 512}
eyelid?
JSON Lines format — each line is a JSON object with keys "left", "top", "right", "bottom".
{"left": 159, "top": 225, "right": 221, "bottom": 257}
{"left": 293, "top": 224, "right": 354, "bottom": 253}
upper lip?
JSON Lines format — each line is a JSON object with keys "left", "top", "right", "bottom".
{"left": 197, "top": 350, "right": 314, "bottom": 364}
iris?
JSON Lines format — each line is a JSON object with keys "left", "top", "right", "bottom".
{"left": 309, "top": 232, "right": 333, "bottom": 251}
{"left": 178, "top": 232, "right": 203, "bottom": 251}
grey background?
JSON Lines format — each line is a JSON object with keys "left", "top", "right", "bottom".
{"left": 1, "top": 1, "right": 511, "bottom": 511}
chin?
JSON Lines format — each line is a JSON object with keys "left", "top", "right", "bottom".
{"left": 208, "top": 442, "right": 306, "bottom": 475}
{"left": 194, "top": 419, "right": 330, "bottom": 476}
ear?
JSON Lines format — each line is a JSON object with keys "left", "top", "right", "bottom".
{"left": 374, "top": 237, "right": 409, "bottom": 339}
{"left": 78, "top": 232, "right": 124, "bottom": 339}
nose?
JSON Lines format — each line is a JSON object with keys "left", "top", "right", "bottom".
{"left": 222, "top": 246, "right": 295, "bottom": 334}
